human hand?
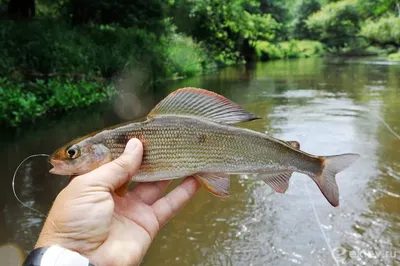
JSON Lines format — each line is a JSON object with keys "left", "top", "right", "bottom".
{"left": 35, "top": 138, "right": 200, "bottom": 266}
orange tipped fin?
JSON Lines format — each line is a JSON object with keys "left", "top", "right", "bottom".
{"left": 148, "top": 87, "right": 259, "bottom": 124}
{"left": 194, "top": 173, "right": 230, "bottom": 197}
{"left": 259, "top": 172, "right": 292, "bottom": 193}
{"left": 115, "top": 180, "right": 130, "bottom": 197}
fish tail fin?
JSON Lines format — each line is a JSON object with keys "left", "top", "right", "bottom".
{"left": 311, "top": 153, "right": 360, "bottom": 207}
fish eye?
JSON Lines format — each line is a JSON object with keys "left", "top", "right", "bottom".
{"left": 66, "top": 145, "right": 80, "bottom": 159}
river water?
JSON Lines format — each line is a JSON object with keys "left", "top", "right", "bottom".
{"left": 0, "top": 57, "right": 399, "bottom": 265}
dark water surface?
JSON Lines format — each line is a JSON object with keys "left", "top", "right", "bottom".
{"left": 1, "top": 57, "right": 399, "bottom": 265}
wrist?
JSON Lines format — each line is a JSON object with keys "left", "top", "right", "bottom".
{"left": 23, "top": 245, "right": 95, "bottom": 266}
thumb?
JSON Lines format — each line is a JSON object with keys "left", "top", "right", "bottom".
{"left": 84, "top": 138, "right": 143, "bottom": 192}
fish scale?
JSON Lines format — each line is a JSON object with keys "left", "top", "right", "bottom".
{"left": 99, "top": 115, "right": 317, "bottom": 182}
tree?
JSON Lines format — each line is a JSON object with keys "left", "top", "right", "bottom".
{"left": 306, "top": 0, "right": 359, "bottom": 48}
{"left": 356, "top": 0, "right": 399, "bottom": 19}
{"left": 171, "top": 0, "right": 279, "bottom": 63}
{"left": 67, "top": 0, "right": 168, "bottom": 32}
{"left": 259, "top": 0, "right": 290, "bottom": 40}
{"left": 293, "top": 0, "right": 321, "bottom": 40}
{"left": 360, "top": 15, "right": 400, "bottom": 46}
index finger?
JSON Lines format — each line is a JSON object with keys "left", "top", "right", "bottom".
{"left": 151, "top": 177, "right": 200, "bottom": 227}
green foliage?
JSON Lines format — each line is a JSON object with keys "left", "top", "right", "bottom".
{"left": 0, "top": 19, "right": 169, "bottom": 80}
{"left": 388, "top": 52, "right": 400, "bottom": 61}
{"left": 166, "top": 35, "right": 215, "bottom": 78}
{"left": 65, "top": 0, "right": 168, "bottom": 34}
{"left": 0, "top": 78, "right": 115, "bottom": 127}
{"left": 258, "top": 0, "right": 291, "bottom": 40}
{"left": 255, "top": 40, "right": 324, "bottom": 60}
{"left": 46, "top": 79, "right": 115, "bottom": 111}
{"left": 255, "top": 41, "right": 284, "bottom": 60}
{"left": 356, "top": 0, "right": 399, "bottom": 19}
{"left": 329, "top": 45, "right": 386, "bottom": 56}
{"left": 360, "top": 15, "right": 400, "bottom": 46}
{"left": 293, "top": 0, "right": 321, "bottom": 40}
{"left": 1, "top": 0, "right": 398, "bottom": 127}
{"left": 0, "top": 80, "right": 44, "bottom": 127}
{"left": 171, "top": 0, "right": 279, "bottom": 64}
{"left": 306, "top": 0, "right": 360, "bottom": 48}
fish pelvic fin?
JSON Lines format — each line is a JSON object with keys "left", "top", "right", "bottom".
{"left": 193, "top": 173, "right": 230, "bottom": 197}
{"left": 260, "top": 172, "right": 292, "bottom": 193}
{"left": 148, "top": 87, "right": 259, "bottom": 124}
{"left": 312, "top": 153, "right": 360, "bottom": 207}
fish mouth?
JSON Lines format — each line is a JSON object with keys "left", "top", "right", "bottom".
{"left": 49, "top": 159, "right": 68, "bottom": 175}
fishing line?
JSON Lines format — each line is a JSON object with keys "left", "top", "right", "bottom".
{"left": 12, "top": 154, "right": 62, "bottom": 234}
{"left": 304, "top": 182, "right": 340, "bottom": 266}
{"left": 299, "top": 124, "right": 339, "bottom": 266}
{"left": 372, "top": 112, "right": 400, "bottom": 141}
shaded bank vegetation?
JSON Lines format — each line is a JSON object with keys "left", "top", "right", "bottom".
{"left": 0, "top": 0, "right": 399, "bottom": 127}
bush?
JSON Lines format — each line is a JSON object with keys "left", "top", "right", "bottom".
{"left": 292, "top": 0, "right": 321, "bottom": 40}
{"left": 360, "top": 15, "right": 400, "bottom": 46}
{"left": 0, "top": 18, "right": 214, "bottom": 127}
{"left": 171, "top": 0, "right": 279, "bottom": 64}
{"left": 388, "top": 52, "right": 400, "bottom": 61}
{"left": 0, "top": 79, "right": 44, "bottom": 127}
{"left": 0, "top": 19, "right": 169, "bottom": 80}
{"left": 306, "top": 0, "right": 360, "bottom": 48}
{"left": 0, "top": 78, "right": 115, "bottom": 127}
{"left": 166, "top": 35, "right": 214, "bottom": 78}
{"left": 255, "top": 41, "right": 284, "bottom": 60}
{"left": 255, "top": 40, "right": 324, "bottom": 61}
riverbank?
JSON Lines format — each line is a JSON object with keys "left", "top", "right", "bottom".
{"left": 0, "top": 43, "right": 394, "bottom": 129}
{"left": 1, "top": 0, "right": 399, "bottom": 128}
{"left": 0, "top": 19, "right": 325, "bottom": 128}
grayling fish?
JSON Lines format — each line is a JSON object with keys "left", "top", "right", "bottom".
{"left": 49, "top": 87, "right": 360, "bottom": 206}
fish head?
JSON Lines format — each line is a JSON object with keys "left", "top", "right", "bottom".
{"left": 49, "top": 137, "right": 113, "bottom": 176}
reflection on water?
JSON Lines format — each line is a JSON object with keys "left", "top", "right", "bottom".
{"left": 0, "top": 57, "right": 399, "bottom": 265}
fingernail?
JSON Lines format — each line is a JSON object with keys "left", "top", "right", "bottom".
{"left": 125, "top": 139, "right": 138, "bottom": 153}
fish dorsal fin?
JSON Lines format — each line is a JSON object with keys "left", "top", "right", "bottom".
{"left": 193, "top": 173, "right": 230, "bottom": 197}
{"left": 284, "top": 140, "right": 300, "bottom": 149}
{"left": 148, "top": 87, "right": 259, "bottom": 124}
{"left": 259, "top": 172, "right": 292, "bottom": 193}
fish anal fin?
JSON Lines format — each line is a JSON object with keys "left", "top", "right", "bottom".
{"left": 194, "top": 173, "right": 230, "bottom": 197}
{"left": 148, "top": 87, "right": 259, "bottom": 124}
{"left": 259, "top": 172, "right": 292, "bottom": 193}
{"left": 115, "top": 180, "right": 131, "bottom": 197}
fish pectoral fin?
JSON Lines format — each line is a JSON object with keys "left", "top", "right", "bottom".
{"left": 259, "top": 172, "right": 293, "bottom": 193}
{"left": 115, "top": 180, "right": 131, "bottom": 197}
{"left": 148, "top": 87, "right": 259, "bottom": 124}
{"left": 194, "top": 173, "right": 230, "bottom": 197}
